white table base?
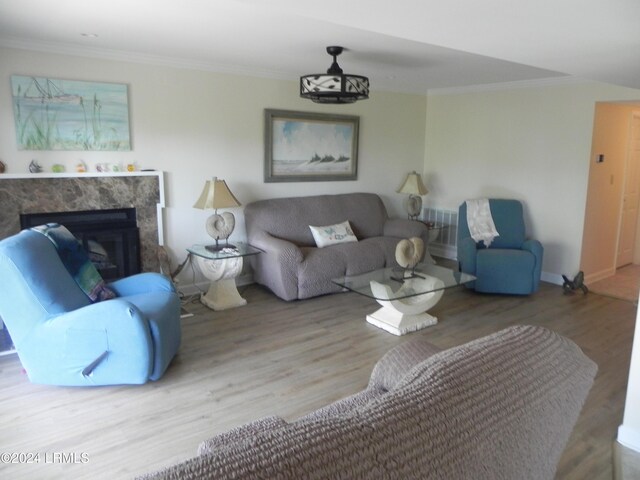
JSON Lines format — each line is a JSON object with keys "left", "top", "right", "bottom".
{"left": 366, "top": 276, "right": 445, "bottom": 336}
{"left": 366, "top": 309, "right": 438, "bottom": 336}
{"left": 194, "top": 255, "right": 246, "bottom": 311}
{"left": 200, "top": 278, "right": 247, "bottom": 310}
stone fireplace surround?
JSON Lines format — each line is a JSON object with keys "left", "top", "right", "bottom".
{"left": 0, "top": 172, "right": 165, "bottom": 273}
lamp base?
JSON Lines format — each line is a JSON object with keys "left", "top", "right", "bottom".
{"left": 206, "top": 212, "right": 235, "bottom": 241}
{"left": 204, "top": 212, "right": 237, "bottom": 252}
{"left": 404, "top": 194, "right": 422, "bottom": 220}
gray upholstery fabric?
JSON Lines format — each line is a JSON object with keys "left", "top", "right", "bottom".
{"left": 368, "top": 337, "right": 443, "bottom": 391}
{"left": 298, "top": 338, "right": 443, "bottom": 423}
{"left": 139, "top": 325, "right": 597, "bottom": 480}
{"left": 245, "top": 193, "right": 428, "bottom": 300}
{"left": 197, "top": 416, "right": 287, "bottom": 456}
{"left": 246, "top": 193, "right": 389, "bottom": 246}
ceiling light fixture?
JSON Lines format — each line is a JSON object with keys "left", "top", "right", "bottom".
{"left": 300, "top": 46, "right": 369, "bottom": 104}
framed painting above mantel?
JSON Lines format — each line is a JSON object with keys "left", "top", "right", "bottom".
{"left": 11, "top": 75, "right": 131, "bottom": 151}
{"left": 264, "top": 109, "right": 359, "bottom": 182}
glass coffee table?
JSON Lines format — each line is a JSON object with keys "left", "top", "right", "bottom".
{"left": 332, "top": 264, "right": 475, "bottom": 336}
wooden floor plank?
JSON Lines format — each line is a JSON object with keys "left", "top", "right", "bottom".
{"left": 0, "top": 279, "right": 635, "bottom": 479}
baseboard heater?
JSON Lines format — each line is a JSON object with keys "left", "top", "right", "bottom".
{"left": 422, "top": 208, "right": 458, "bottom": 260}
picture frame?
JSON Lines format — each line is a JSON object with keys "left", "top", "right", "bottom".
{"left": 11, "top": 75, "right": 131, "bottom": 151}
{"left": 264, "top": 109, "right": 359, "bottom": 182}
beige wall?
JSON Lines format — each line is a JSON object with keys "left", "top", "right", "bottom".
{"left": 425, "top": 82, "right": 640, "bottom": 282}
{"left": 0, "top": 47, "right": 427, "bottom": 286}
{"left": 580, "top": 103, "right": 638, "bottom": 282}
{"left": 4, "top": 45, "right": 640, "bottom": 285}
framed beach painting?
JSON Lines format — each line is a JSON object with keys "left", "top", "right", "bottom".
{"left": 11, "top": 75, "right": 131, "bottom": 151}
{"left": 264, "top": 109, "right": 359, "bottom": 182}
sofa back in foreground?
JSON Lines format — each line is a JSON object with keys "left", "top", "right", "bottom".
{"left": 139, "top": 325, "right": 596, "bottom": 480}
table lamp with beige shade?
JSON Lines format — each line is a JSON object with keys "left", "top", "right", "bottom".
{"left": 193, "top": 177, "right": 241, "bottom": 252}
{"left": 397, "top": 171, "right": 428, "bottom": 220}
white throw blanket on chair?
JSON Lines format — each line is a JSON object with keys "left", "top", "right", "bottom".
{"left": 466, "top": 198, "right": 499, "bottom": 247}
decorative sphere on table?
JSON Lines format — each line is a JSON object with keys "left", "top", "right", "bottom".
{"left": 206, "top": 212, "right": 235, "bottom": 241}
{"left": 404, "top": 196, "right": 422, "bottom": 218}
{"left": 395, "top": 237, "right": 424, "bottom": 269}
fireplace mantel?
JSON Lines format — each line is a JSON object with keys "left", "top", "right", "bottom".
{"left": 0, "top": 171, "right": 162, "bottom": 179}
{"left": 0, "top": 171, "right": 165, "bottom": 272}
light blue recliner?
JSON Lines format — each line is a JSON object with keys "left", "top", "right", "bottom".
{"left": 457, "top": 199, "right": 543, "bottom": 295}
{"left": 0, "top": 229, "right": 181, "bottom": 386}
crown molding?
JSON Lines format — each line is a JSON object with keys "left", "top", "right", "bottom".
{"left": 0, "top": 36, "right": 293, "bottom": 82}
{"left": 0, "top": 36, "right": 591, "bottom": 97}
{"left": 0, "top": 37, "right": 428, "bottom": 95}
{"left": 426, "top": 75, "right": 589, "bottom": 96}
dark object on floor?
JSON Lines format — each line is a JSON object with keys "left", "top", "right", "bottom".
{"left": 562, "top": 271, "right": 589, "bottom": 294}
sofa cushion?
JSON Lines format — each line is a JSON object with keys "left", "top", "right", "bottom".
{"left": 309, "top": 220, "right": 358, "bottom": 248}
{"left": 245, "top": 193, "right": 388, "bottom": 247}
{"left": 362, "top": 236, "right": 404, "bottom": 266}
{"left": 297, "top": 246, "right": 347, "bottom": 299}
{"left": 297, "top": 240, "right": 390, "bottom": 298}
{"left": 338, "top": 240, "right": 387, "bottom": 275}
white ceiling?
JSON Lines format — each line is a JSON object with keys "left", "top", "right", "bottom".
{"left": 0, "top": 0, "right": 638, "bottom": 94}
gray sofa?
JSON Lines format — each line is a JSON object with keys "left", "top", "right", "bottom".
{"left": 244, "top": 193, "right": 427, "bottom": 300}
{"left": 140, "top": 325, "right": 597, "bottom": 480}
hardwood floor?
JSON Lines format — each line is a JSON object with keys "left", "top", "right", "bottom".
{"left": 0, "top": 277, "right": 636, "bottom": 479}
{"left": 590, "top": 264, "right": 640, "bottom": 303}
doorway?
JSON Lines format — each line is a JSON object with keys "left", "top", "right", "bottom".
{"left": 617, "top": 112, "right": 640, "bottom": 268}
{"left": 582, "top": 105, "right": 640, "bottom": 302}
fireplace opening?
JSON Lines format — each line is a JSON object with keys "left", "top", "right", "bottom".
{"left": 20, "top": 208, "right": 141, "bottom": 281}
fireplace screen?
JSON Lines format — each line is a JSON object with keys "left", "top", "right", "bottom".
{"left": 20, "top": 208, "right": 140, "bottom": 281}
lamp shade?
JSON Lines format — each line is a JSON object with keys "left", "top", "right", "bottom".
{"left": 397, "top": 171, "right": 428, "bottom": 196}
{"left": 193, "top": 177, "right": 241, "bottom": 210}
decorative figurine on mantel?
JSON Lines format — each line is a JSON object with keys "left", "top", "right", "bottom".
{"left": 29, "top": 159, "right": 42, "bottom": 173}
{"left": 0, "top": 160, "right": 5, "bottom": 173}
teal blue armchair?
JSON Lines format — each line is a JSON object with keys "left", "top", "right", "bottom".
{"left": 0, "top": 229, "right": 181, "bottom": 386}
{"left": 457, "top": 199, "right": 543, "bottom": 295}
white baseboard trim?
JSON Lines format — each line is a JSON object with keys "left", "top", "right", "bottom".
{"left": 585, "top": 267, "right": 616, "bottom": 285}
{"left": 541, "top": 271, "right": 563, "bottom": 286}
{"left": 618, "top": 425, "right": 640, "bottom": 453}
